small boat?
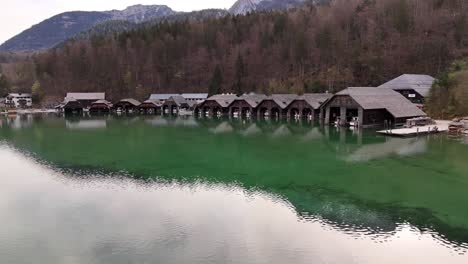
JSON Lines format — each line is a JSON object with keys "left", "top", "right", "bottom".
{"left": 179, "top": 109, "right": 193, "bottom": 116}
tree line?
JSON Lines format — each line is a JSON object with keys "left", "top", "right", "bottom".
{"left": 1, "top": 0, "right": 467, "bottom": 105}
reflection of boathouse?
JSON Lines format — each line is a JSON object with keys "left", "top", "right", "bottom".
{"left": 322, "top": 87, "right": 426, "bottom": 128}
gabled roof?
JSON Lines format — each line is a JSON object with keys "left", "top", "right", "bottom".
{"left": 165, "top": 95, "right": 188, "bottom": 106}
{"left": 294, "top": 93, "right": 333, "bottom": 109}
{"left": 335, "top": 87, "right": 426, "bottom": 118}
{"left": 117, "top": 98, "right": 141, "bottom": 106}
{"left": 378, "top": 74, "right": 435, "bottom": 97}
{"left": 269, "top": 94, "right": 298, "bottom": 109}
{"left": 149, "top": 94, "right": 180, "bottom": 101}
{"left": 141, "top": 99, "right": 163, "bottom": 107}
{"left": 205, "top": 94, "right": 238, "bottom": 107}
{"left": 65, "top": 92, "right": 105, "bottom": 101}
{"left": 232, "top": 94, "right": 268, "bottom": 108}
{"left": 91, "top": 100, "right": 113, "bottom": 107}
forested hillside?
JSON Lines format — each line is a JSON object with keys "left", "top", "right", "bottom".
{"left": 1, "top": 0, "right": 467, "bottom": 103}
{"left": 427, "top": 60, "right": 468, "bottom": 119}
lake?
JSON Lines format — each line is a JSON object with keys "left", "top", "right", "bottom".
{"left": 1, "top": 114, "right": 468, "bottom": 264}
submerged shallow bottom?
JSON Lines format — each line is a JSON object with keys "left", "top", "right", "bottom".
{"left": 0, "top": 115, "right": 468, "bottom": 263}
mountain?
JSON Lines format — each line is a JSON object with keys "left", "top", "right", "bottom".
{"left": 75, "top": 9, "right": 229, "bottom": 41}
{"left": 229, "top": 0, "right": 308, "bottom": 15}
{"left": 0, "top": 5, "right": 177, "bottom": 52}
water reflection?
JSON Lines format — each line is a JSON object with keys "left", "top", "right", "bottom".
{"left": 0, "top": 145, "right": 467, "bottom": 264}
{"left": 1, "top": 115, "right": 468, "bottom": 260}
{"left": 66, "top": 119, "right": 107, "bottom": 130}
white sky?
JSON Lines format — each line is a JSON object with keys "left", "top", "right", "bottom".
{"left": 0, "top": 0, "right": 237, "bottom": 45}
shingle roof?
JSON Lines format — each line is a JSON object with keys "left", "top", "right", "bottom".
{"left": 378, "top": 74, "right": 435, "bottom": 97}
{"left": 91, "top": 100, "right": 113, "bottom": 107}
{"left": 206, "top": 94, "right": 239, "bottom": 107}
{"left": 296, "top": 93, "right": 333, "bottom": 109}
{"left": 271, "top": 94, "right": 298, "bottom": 109}
{"left": 65, "top": 93, "right": 105, "bottom": 101}
{"left": 149, "top": 94, "right": 180, "bottom": 100}
{"left": 232, "top": 94, "right": 268, "bottom": 107}
{"left": 150, "top": 93, "right": 209, "bottom": 101}
{"left": 336, "top": 87, "right": 427, "bottom": 118}
{"left": 117, "top": 98, "right": 141, "bottom": 106}
{"left": 166, "top": 95, "right": 188, "bottom": 106}
{"left": 141, "top": 99, "right": 163, "bottom": 107}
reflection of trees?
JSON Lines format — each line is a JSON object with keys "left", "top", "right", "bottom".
{"left": 1, "top": 116, "right": 467, "bottom": 246}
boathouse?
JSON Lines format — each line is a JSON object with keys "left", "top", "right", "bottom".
{"left": 228, "top": 94, "right": 267, "bottom": 118}
{"left": 163, "top": 96, "right": 191, "bottom": 115}
{"left": 114, "top": 98, "right": 141, "bottom": 113}
{"left": 256, "top": 94, "right": 298, "bottom": 119}
{"left": 322, "top": 87, "right": 427, "bottom": 128}
{"left": 63, "top": 99, "right": 84, "bottom": 114}
{"left": 378, "top": 74, "right": 435, "bottom": 104}
{"left": 65, "top": 93, "right": 105, "bottom": 108}
{"left": 89, "top": 100, "right": 113, "bottom": 113}
{"left": 287, "top": 93, "right": 333, "bottom": 120}
{"left": 139, "top": 100, "right": 163, "bottom": 114}
{"left": 197, "top": 94, "right": 238, "bottom": 117}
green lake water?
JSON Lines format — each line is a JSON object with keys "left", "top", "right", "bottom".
{"left": 1, "top": 114, "right": 468, "bottom": 263}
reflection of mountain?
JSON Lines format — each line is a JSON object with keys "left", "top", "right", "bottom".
{"left": 1, "top": 117, "right": 468, "bottom": 245}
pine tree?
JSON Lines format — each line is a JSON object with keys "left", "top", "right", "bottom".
{"left": 209, "top": 65, "right": 223, "bottom": 96}
{"left": 234, "top": 54, "right": 245, "bottom": 95}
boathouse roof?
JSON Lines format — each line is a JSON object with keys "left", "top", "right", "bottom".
{"left": 296, "top": 93, "right": 333, "bottom": 109}
{"left": 270, "top": 94, "right": 298, "bottom": 109}
{"left": 166, "top": 95, "right": 188, "bottom": 106}
{"left": 117, "top": 98, "right": 141, "bottom": 106}
{"left": 206, "top": 94, "right": 239, "bottom": 107}
{"left": 65, "top": 93, "right": 105, "bottom": 101}
{"left": 141, "top": 99, "right": 163, "bottom": 107}
{"left": 149, "top": 94, "right": 180, "bottom": 101}
{"left": 91, "top": 100, "right": 113, "bottom": 107}
{"left": 336, "top": 87, "right": 427, "bottom": 118}
{"left": 232, "top": 94, "right": 268, "bottom": 108}
{"left": 378, "top": 74, "right": 435, "bottom": 97}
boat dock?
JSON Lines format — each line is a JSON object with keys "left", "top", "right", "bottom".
{"left": 377, "top": 120, "right": 450, "bottom": 137}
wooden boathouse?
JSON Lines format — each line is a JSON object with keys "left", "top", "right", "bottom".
{"left": 63, "top": 99, "right": 84, "bottom": 114}
{"left": 114, "top": 99, "right": 141, "bottom": 113}
{"left": 256, "top": 94, "right": 297, "bottom": 119}
{"left": 89, "top": 100, "right": 113, "bottom": 113}
{"left": 228, "top": 94, "right": 267, "bottom": 118}
{"left": 378, "top": 74, "right": 435, "bottom": 104}
{"left": 163, "top": 96, "right": 191, "bottom": 115}
{"left": 287, "top": 93, "right": 332, "bottom": 120}
{"left": 196, "top": 94, "right": 238, "bottom": 117}
{"left": 64, "top": 93, "right": 106, "bottom": 108}
{"left": 322, "top": 87, "right": 427, "bottom": 128}
{"left": 139, "top": 100, "right": 163, "bottom": 114}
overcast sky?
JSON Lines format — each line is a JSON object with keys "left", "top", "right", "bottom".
{"left": 1, "top": 0, "right": 237, "bottom": 45}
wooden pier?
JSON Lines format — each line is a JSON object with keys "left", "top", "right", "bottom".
{"left": 377, "top": 120, "right": 450, "bottom": 137}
